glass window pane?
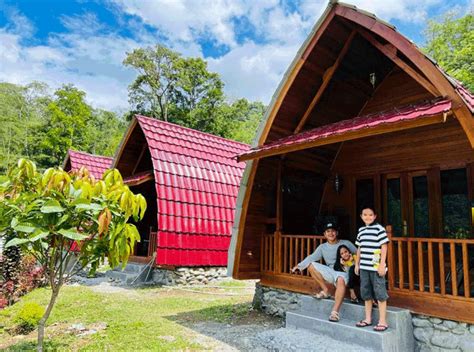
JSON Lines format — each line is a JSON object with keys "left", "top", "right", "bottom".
{"left": 387, "top": 178, "right": 402, "bottom": 236}
{"left": 441, "top": 168, "right": 471, "bottom": 238}
{"left": 413, "top": 175, "right": 429, "bottom": 237}
{"left": 356, "top": 179, "right": 374, "bottom": 229}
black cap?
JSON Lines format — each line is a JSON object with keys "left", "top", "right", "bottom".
{"left": 323, "top": 222, "right": 338, "bottom": 231}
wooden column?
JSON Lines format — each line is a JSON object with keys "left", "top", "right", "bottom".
{"left": 427, "top": 168, "right": 442, "bottom": 237}
{"left": 274, "top": 159, "right": 283, "bottom": 273}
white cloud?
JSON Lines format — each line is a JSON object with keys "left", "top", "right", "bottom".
{"left": 0, "top": 0, "right": 461, "bottom": 112}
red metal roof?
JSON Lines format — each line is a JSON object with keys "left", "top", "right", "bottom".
{"left": 64, "top": 150, "right": 113, "bottom": 179}
{"left": 239, "top": 98, "right": 452, "bottom": 160}
{"left": 134, "top": 115, "right": 249, "bottom": 266}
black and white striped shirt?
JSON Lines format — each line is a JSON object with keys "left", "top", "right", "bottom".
{"left": 356, "top": 223, "right": 389, "bottom": 272}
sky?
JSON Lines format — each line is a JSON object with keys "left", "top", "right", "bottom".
{"left": 0, "top": 0, "right": 472, "bottom": 113}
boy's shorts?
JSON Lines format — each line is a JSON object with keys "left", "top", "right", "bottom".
{"left": 360, "top": 269, "right": 389, "bottom": 301}
{"left": 311, "top": 262, "right": 348, "bottom": 285}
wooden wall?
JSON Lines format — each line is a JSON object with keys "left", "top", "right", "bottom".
{"left": 332, "top": 119, "right": 473, "bottom": 175}
{"left": 235, "top": 158, "right": 279, "bottom": 278}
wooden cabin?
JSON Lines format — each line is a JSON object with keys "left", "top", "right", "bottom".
{"left": 228, "top": 1, "right": 474, "bottom": 323}
{"left": 63, "top": 149, "right": 113, "bottom": 179}
{"left": 114, "top": 115, "right": 249, "bottom": 267}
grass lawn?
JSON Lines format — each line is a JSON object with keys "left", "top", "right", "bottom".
{"left": 0, "top": 280, "right": 259, "bottom": 351}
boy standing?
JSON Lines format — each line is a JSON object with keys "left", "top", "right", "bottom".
{"left": 355, "top": 206, "right": 390, "bottom": 331}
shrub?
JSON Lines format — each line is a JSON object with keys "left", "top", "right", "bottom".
{"left": 14, "top": 302, "right": 45, "bottom": 334}
{"left": 0, "top": 254, "right": 45, "bottom": 308}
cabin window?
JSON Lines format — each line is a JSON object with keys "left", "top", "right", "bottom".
{"left": 356, "top": 178, "right": 374, "bottom": 229}
{"left": 412, "top": 175, "right": 430, "bottom": 237}
{"left": 441, "top": 168, "right": 471, "bottom": 238}
{"left": 386, "top": 178, "right": 402, "bottom": 236}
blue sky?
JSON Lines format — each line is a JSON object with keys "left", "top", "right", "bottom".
{"left": 0, "top": 0, "right": 472, "bottom": 112}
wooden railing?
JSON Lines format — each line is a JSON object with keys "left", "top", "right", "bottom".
{"left": 388, "top": 236, "right": 474, "bottom": 299}
{"left": 260, "top": 231, "right": 474, "bottom": 322}
{"left": 261, "top": 233, "right": 325, "bottom": 275}
{"left": 147, "top": 231, "right": 158, "bottom": 257}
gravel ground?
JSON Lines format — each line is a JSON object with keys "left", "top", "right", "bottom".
{"left": 191, "top": 322, "right": 372, "bottom": 352}
{"left": 69, "top": 275, "right": 372, "bottom": 351}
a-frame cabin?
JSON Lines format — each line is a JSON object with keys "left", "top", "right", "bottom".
{"left": 229, "top": 1, "right": 474, "bottom": 323}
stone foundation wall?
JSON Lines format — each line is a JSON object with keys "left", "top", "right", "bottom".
{"left": 253, "top": 283, "right": 474, "bottom": 352}
{"left": 151, "top": 266, "right": 227, "bottom": 285}
{"left": 412, "top": 315, "right": 474, "bottom": 352}
{"left": 252, "top": 282, "right": 302, "bottom": 317}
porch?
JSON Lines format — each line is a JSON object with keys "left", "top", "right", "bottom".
{"left": 260, "top": 230, "right": 474, "bottom": 323}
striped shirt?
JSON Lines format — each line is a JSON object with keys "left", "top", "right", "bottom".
{"left": 355, "top": 223, "right": 389, "bottom": 272}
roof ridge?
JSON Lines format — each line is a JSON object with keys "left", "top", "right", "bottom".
{"left": 135, "top": 115, "right": 250, "bottom": 148}
{"left": 68, "top": 149, "right": 113, "bottom": 160}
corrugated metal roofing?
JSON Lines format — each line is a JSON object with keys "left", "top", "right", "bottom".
{"left": 239, "top": 98, "right": 452, "bottom": 160}
{"left": 64, "top": 150, "right": 113, "bottom": 179}
{"left": 135, "top": 115, "right": 249, "bottom": 266}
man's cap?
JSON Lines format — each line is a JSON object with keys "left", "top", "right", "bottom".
{"left": 323, "top": 222, "right": 338, "bottom": 231}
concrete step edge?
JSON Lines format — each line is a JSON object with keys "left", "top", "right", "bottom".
{"left": 286, "top": 311, "right": 396, "bottom": 336}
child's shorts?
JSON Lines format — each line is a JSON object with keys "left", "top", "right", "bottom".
{"left": 360, "top": 269, "right": 389, "bottom": 301}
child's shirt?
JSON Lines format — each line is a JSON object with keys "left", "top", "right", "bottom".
{"left": 340, "top": 254, "right": 357, "bottom": 272}
{"left": 355, "top": 222, "right": 389, "bottom": 272}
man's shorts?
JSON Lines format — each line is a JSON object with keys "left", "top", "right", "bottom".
{"left": 360, "top": 269, "right": 389, "bottom": 301}
{"left": 311, "top": 262, "right": 348, "bottom": 285}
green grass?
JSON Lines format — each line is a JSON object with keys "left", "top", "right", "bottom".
{"left": 0, "top": 282, "right": 255, "bottom": 351}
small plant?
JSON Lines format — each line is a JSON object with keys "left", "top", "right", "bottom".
{"left": 14, "top": 302, "right": 45, "bottom": 334}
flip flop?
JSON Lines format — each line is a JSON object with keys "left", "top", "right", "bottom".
{"left": 313, "top": 291, "right": 330, "bottom": 299}
{"left": 328, "top": 311, "right": 340, "bottom": 322}
{"left": 356, "top": 320, "right": 372, "bottom": 327}
{"left": 373, "top": 324, "right": 389, "bottom": 332}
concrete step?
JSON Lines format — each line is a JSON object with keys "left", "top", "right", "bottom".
{"left": 106, "top": 264, "right": 154, "bottom": 285}
{"left": 297, "top": 296, "right": 410, "bottom": 330}
{"left": 286, "top": 297, "right": 414, "bottom": 352}
{"left": 286, "top": 311, "right": 395, "bottom": 352}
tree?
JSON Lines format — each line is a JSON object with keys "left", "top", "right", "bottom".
{"left": 424, "top": 11, "right": 474, "bottom": 91}
{"left": 124, "top": 45, "right": 231, "bottom": 134}
{"left": 0, "top": 82, "right": 50, "bottom": 172}
{"left": 220, "top": 99, "right": 266, "bottom": 144}
{"left": 35, "top": 85, "right": 93, "bottom": 168}
{"left": 124, "top": 45, "right": 180, "bottom": 121}
{"left": 0, "top": 159, "right": 147, "bottom": 351}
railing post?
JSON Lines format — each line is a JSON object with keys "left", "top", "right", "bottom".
{"left": 387, "top": 225, "right": 395, "bottom": 290}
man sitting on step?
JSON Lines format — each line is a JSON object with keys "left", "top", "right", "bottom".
{"left": 291, "top": 222, "right": 357, "bottom": 322}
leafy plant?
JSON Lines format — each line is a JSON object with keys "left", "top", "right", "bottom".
{"left": 0, "top": 159, "right": 147, "bottom": 351}
{"left": 13, "top": 302, "right": 45, "bottom": 334}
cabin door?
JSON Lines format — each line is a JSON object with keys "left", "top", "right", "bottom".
{"left": 382, "top": 168, "right": 472, "bottom": 238}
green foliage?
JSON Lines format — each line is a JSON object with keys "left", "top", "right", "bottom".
{"left": 0, "top": 82, "right": 50, "bottom": 173}
{"left": 124, "top": 44, "right": 265, "bottom": 143}
{"left": 13, "top": 302, "right": 45, "bottom": 334}
{"left": 0, "top": 81, "right": 126, "bottom": 171}
{"left": 0, "top": 159, "right": 147, "bottom": 275}
{"left": 424, "top": 12, "right": 474, "bottom": 91}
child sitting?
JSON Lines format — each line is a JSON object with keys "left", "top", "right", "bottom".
{"left": 333, "top": 244, "right": 359, "bottom": 303}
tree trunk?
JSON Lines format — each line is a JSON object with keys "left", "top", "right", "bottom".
{"left": 37, "top": 286, "right": 60, "bottom": 352}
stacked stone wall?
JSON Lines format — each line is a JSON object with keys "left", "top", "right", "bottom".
{"left": 412, "top": 315, "right": 474, "bottom": 352}
{"left": 151, "top": 266, "right": 227, "bottom": 285}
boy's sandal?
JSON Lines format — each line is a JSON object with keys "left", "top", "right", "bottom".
{"left": 356, "top": 320, "right": 372, "bottom": 327}
{"left": 373, "top": 324, "right": 389, "bottom": 332}
{"left": 328, "top": 311, "right": 340, "bottom": 322}
{"left": 313, "top": 290, "right": 330, "bottom": 299}
{"left": 350, "top": 297, "right": 359, "bottom": 304}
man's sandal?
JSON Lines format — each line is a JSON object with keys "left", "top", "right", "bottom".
{"left": 313, "top": 291, "right": 330, "bottom": 299}
{"left": 328, "top": 311, "right": 340, "bottom": 322}
{"left": 356, "top": 320, "right": 372, "bottom": 327}
{"left": 373, "top": 324, "right": 389, "bottom": 332}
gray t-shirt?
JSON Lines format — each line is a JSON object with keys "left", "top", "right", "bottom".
{"left": 297, "top": 240, "right": 357, "bottom": 270}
